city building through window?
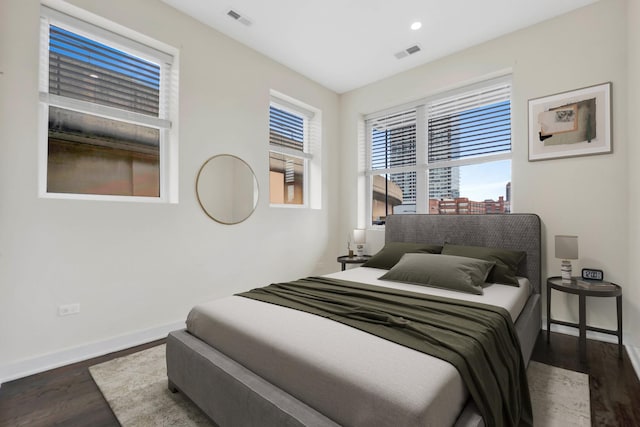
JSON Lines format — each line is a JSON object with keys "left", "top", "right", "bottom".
{"left": 365, "top": 76, "right": 512, "bottom": 225}
{"left": 39, "top": 6, "right": 177, "bottom": 201}
{"left": 269, "top": 93, "right": 321, "bottom": 207}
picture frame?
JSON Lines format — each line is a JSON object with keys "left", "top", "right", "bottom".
{"left": 528, "top": 82, "right": 611, "bottom": 161}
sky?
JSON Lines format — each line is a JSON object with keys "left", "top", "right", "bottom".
{"left": 458, "top": 159, "right": 511, "bottom": 201}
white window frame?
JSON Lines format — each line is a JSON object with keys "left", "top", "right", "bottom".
{"left": 364, "top": 75, "right": 512, "bottom": 225}
{"left": 38, "top": 4, "right": 179, "bottom": 203}
{"left": 269, "top": 91, "right": 321, "bottom": 209}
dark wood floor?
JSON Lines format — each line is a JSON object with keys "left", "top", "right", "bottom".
{"left": 0, "top": 340, "right": 163, "bottom": 427}
{"left": 531, "top": 332, "right": 640, "bottom": 426}
{"left": 1, "top": 332, "right": 639, "bottom": 426}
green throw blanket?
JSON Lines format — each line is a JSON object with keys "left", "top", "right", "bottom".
{"left": 237, "top": 276, "right": 533, "bottom": 427}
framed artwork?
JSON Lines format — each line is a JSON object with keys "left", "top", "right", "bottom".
{"left": 528, "top": 82, "right": 611, "bottom": 161}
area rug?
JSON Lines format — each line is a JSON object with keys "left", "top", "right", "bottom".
{"left": 527, "top": 361, "right": 591, "bottom": 426}
{"left": 90, "top": 344, "right": 590, "bottom": 426}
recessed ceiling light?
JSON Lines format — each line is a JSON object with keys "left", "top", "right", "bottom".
{"left": 410, "top": 22, "right": 422, "bottom": 31}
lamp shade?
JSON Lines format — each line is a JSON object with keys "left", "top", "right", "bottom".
{"left": 555, "top": 235, "right": 578, "bottom": 260}
{"left": 353, "top": 229, "right": 366, "bottom": 244}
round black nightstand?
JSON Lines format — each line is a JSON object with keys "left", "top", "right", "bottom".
{"left": 546, "top": 276, "right": 623, "bottom": 360}
{"left": 337, "top": 255, "right": 371, "bottom": 271}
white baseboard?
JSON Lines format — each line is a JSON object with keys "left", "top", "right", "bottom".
{"left": 4, "top": 321, "right": 639, "bottom": 387}
{"left": 627, "top": 345, "right": 640, "bottom": 382}
{"left": 0, "top": 320, "right": 184, "bottom": 386}
{"left": 545, "top": 323, "right": 640, "bottom": 381}
{"left": 546, "top": 323, "right": 620, "bottom": 344}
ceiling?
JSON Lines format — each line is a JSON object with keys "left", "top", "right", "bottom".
{"left": 160, "top": 0, "right": 598, "bottom": 94}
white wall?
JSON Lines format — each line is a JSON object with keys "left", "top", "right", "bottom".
{"left": 627, "top": 0, "right": 640, "bottom": 361}
{"left": 0, "top": 0, "right": 340, "bottom": 380}
{"left": 1, "top": 0, "right": 637, "bottom": 383}
{"left": 340, "top": 0, "right": 637, "bottom": 346}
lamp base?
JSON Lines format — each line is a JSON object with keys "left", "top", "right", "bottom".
{"left": 355, "top": 244, "right": 365, "bottom": 257}
{"left": 561, "top": 260, "right": 572, "bottom": 282}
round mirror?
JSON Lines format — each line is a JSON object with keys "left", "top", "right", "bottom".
{"left": 196, "top": 154, "right": 259, "bottom": 224}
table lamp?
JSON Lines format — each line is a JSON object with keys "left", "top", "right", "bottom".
{"left": 353, "top": 229, "right": 366, "bottom": 257}
{"left": 555, "top": 235, "right": 578, "bottom": 282}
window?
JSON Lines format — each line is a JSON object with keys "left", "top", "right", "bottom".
{"left": 366, "top": 76, "right": 512, "bottom": 225}
{"left": 39, "top": 6, "right": 177, "bottom": 201}
{"left": 269, "top": 93, "right": 321, "bottom": 207}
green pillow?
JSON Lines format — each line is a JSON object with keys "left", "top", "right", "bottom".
{"left": 441, "top": 244, "right": 525, "bottom": 287}
{"left": 362, "top": 242, "right": 443, "bottom": 270}
{"left": 379, "top": 253, "right": 495, "bottom": 295}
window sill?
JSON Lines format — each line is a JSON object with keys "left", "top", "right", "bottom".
{"left": 269, "top": 203, "right": 308, "bottom": 209}
{"left": 39, "top": 192, "right": 175, "bottom": 204}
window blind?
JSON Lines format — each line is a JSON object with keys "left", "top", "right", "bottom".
{"left": 269, "top": 105, "right": 305, "bottom": 153}
{"left": 369, "top": 109, "right": 417, "bottom": 171}
{"left": 427, "top": 83, "right": 511, "bottom": 163}
{"left": 368, "top": 109, "right": 418, "bottom": 205}
{"left": 48, "top": 25, "right": 160, "bottom": 117}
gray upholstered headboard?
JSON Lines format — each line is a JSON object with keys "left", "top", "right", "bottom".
{"left": 385, "top": 214, "right": 542, "bottom": 293}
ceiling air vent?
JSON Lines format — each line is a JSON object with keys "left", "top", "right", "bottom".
{"left": 394, "top": 44, "right": 421, "bottom": 59}
{"left": 227, "top": 9, "right": 252, "bottom": 26}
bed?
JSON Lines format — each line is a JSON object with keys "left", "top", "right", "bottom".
{"left": 166, "top": 213, "right": 541, "bottom": 427}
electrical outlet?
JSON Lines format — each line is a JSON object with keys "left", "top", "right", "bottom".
{"left": 58, "top": 303, "right": 80, "bottom": 316}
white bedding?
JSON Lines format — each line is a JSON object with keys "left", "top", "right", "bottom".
{"left": 186, "top": 267, "right": 532, "bottom": 427}
{"left": 325, "top": 267, "right": 531, "bottom": 322}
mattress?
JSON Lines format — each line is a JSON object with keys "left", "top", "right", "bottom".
{"left": 186, "top": 267, "right": 532, "bottom": 427}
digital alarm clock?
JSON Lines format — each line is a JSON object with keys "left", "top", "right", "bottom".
{"left": 581, "top": 268, "right": 604, "bottom": 281}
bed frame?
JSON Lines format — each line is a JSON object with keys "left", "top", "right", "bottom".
{"left": 166, "top": 213, "right": 542, "bottom": 427}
